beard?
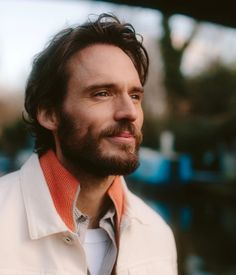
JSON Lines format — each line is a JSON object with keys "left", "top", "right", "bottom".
{"left": 57, "top": 111, "right": 142, "bottom": 178}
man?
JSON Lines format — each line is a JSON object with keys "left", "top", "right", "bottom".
{"left": 0, "top": 14, "right": 177, "bottom": 275}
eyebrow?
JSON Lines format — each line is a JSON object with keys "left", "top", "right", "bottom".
{"left": 83, "top": 83, "right": 144, "bottom": 93}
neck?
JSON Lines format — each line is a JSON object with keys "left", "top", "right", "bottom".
{"left": 56, "top": 150, "right": 115, "bottom": 229}
{"left": 76, "top": 173, "right": 115, "bottom": 228}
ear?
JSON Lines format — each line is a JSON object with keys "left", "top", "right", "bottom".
{"left": 37, "top": 108, "right": 59, "bottom": 131}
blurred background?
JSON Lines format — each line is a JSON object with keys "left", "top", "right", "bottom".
{"left": 0, "top": 0, "right": 236, "bottom": 274}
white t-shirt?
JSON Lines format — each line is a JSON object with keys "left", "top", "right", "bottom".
{"left": 83, "top": 228, "right": 111, "bottom": 275}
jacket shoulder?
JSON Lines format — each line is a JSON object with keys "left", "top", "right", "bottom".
{"left": 125, "top": 189, "right": 177, "bottom": 247}
{"left": 0, "top": 170, "right": 20, "bottom": 190}
{"left": 0, "top": 170, "right": 22, "bottom": 210}
{"left": 127, "top": 190, "right": 171, "bottom": 229}
{"left": 119, "top": 188, "right": 177, "bottom": 274}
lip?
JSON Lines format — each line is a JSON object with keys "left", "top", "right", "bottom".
{"left": 117, "top": 131, "right": 134, "bottom": 138}
{"left": 107, "top": 132, "right": 135, "bottom": 144}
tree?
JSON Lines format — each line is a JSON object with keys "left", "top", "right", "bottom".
{"left": 160, "top": 15, "right": 199, "bottom": 116}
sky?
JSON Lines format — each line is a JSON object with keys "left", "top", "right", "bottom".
{"left": 0, "top": 0, "right": 236, "bottom": 95}
{"left": 0, "top": 0, "right": 161, "bottom": 94}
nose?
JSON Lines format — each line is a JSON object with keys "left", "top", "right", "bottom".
{"left": 113, "top": 94, "right": 138, "bottom": 122}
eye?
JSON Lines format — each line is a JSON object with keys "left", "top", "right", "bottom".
{"left": 130, "top": 94, "right": 140, "bottom": 100}
{"left": 94, "top": 90, "right": 110, "bottom": 97}
{"left": 130, "top": 93, "right": 143, "bottom": 102}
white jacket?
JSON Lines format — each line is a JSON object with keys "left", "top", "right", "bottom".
{"left": 0, "top": 154, "right": 177, "bottom": 275}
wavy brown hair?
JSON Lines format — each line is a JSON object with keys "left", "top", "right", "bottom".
{"left": 24, "top": 13, "right": 149, "bottom": 155}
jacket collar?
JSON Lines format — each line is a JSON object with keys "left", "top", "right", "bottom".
{"left": 120, "top": 177, "right": 159, "bottom": 227}
{"left": 39, "top": 150, "right": 79, "bottom": 232}
{"left": 39, "top": 150, "right": 125, "bottom": 232}
{"left": 20, "top": 154, "right": 68, "bottom": 240}
{"left": 20, "top": 153, "right": 130, "bottom": 240}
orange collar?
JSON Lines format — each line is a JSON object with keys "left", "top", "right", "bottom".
{"left": 39, "top": 150, "right": 124, "bottom": 232}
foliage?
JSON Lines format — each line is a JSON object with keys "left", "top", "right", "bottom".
{"left": 154, "top": 15, "right": 236, "bottom": 158}
{"left": 187, "top": 64, "right": 236, "bottom": 117}
{"left": 0, "top": 120, "right": 31, "bottom": 158}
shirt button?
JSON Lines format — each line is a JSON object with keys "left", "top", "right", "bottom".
{"left": 78, "top": 215, "right": 87, "bottom": 223}
{"left": 63, "top": 235, "right": 74, "bottom": 245}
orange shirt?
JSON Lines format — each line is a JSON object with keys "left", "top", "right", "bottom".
{"left": 39, "top": 150, "right": 125, "bottom": 232}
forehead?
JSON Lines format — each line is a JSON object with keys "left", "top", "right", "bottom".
{"left": 66, "top": 44, "right": 141, "bottom": 87}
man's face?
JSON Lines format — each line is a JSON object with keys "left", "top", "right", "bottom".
{"left": 56, "top": 44, "right": 144, "bottom": 177}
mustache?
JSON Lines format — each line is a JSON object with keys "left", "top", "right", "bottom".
{"left": 99, "top": 121, "right": 142, "bottom": 141}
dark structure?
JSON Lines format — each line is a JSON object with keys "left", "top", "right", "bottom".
{"left": 93, "top": 0, "right": 236, "bottom": 29}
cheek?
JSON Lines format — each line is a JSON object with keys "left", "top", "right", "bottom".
{"left": 75, "top": 113, "right": 104, "bottom": 137}
{"left": 82, "top": 106, "right": 111, "bottom": 126}
{"left": 137, "top": 108, "right": 144, "bottom": 129}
